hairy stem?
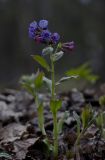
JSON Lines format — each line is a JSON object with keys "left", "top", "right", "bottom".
{"left": 53, "top": 112, "right": 58, "bottom": 159}
{"left": 51, "top": 55, "right": 58, "bottom": 159}
{"left": 35, "top": 93, "right": 46, "bottom": 135}
{"left": 51, "top": 56, "right": 55, "bottom": 99}
{"left": 101, "top": 105, "right": 104, "bottom": 137}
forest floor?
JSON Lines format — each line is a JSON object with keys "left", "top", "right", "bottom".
{"left": 0, "top": 86, "right": 105, "bottom": 160}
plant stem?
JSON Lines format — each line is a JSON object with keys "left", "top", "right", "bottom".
{"left": 35, "top": 93, "right": 46, "bottom": 135}
{"left": 51, "top": 56, "right": 55, "bottom": 99}
{"left": 51, "top": 55, "right": 58, "bottom": 159}
{"left": 101, "top": 105, "right": 104, "bottom": 137}
{"left": 75, "top": 129, "right": 84, "bottom": 146}
{"left": 53, "top": 112, "right": 58, "bottom": 158}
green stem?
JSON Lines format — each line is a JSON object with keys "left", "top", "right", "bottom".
{"left": 75, "top": 129, "right": 84, "bottom": 146}
{"left": 51, "top": 56, "right": 55, "bottom": 99}
{"left": 51, "top": 55, "right": 58, "bottom": 159}
{"left": 101, "top": 105, "right": 104, "bottom": 137}
{"left": 35, "top": 93, "right": 46, "bottom": 135}
{"left": 53, "top": 112, "right": 58, "bottom": 159}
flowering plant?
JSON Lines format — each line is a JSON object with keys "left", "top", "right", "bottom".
{"left": 20, "top": 19, "right": 75, "bottom": 158}
{"left": 19, "top": 19, "right": 101, "bottom": 160}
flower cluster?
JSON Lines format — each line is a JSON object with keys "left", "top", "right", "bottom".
{"left": 29, "top": 20, "right": 60, "bottom": 44}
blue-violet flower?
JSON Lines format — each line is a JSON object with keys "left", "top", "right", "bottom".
{"left": 39, "top": 20, "right": 48, "bottom": 29}
{"left": 51, "top": 33, "right": 60, "bottom": 44}
{"left": 41, "top": 30, "right": 51, "bottom": 41}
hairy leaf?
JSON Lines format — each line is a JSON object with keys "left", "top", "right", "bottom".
{"left": 66, "top": 62, "right": 99, "bottom": 84}
{"left": 52, "top": 51, "right": 64, "bottom": 62}
{"left": 43, "top": 76, "right": 52, "bottom": 93}
{"left": 33, "top": 55, "right": 50, "bottom": 71}
{"left": 34, "top": 72, "right": 44, "bottom": 90}
{"left": 56, "top": 76, "right": 78, "bottom": 85}
{"left": 42, "top": 46, "right": 54, "bottom": 56}
{"left": 50, "top": 100, "right": 62, "bottom": 114}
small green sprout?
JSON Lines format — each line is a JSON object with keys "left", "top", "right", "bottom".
{"left": 96, "top": 95, "right": 105, "bottom": 137}
{"left": 74, "top": 105, "right": 95, "bottom": 147}
{"left": 20, "top": 71, "right": 46, "bottom": 136}
{"left": 72, "top": 104, "right": 96, "bottom": 159}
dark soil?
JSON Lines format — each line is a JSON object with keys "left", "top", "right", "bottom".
{"left": 0, "top": 86, "right": 105, "bottom": 160}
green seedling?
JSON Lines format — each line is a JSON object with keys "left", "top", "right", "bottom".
{"left": 96, "top": 95, "right": 105, "bottom": 137}
{"left": 73, "top": 104, "right": 95, "bottom": 159}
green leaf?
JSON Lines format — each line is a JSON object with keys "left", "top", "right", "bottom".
{"left": 50, "top": 100, "right": 62, "bottom": 114}
{"left": 96, "top": 114, "right": 102, "bottom": 128}
{"left": 0, "top": 152, "right": 12, "bottom": 159}
{"left": 33, "top": 55, "right": 50, "bottom": 71}
{"left": 96, "top": 112, "right": 105, "bottom": 128}
{"left": 52, "top": 51, "right": 64, "bottom": 62}
{"left": 57, "top": 118, "right": 64, "bottom": 134}
{"left": 43, "top": 76, "right": 52, "bottom": 93}
{"left": 21, "top": 83, "right": 35, "bottom": 96}
{"left": 42, "top": 46, "right": 54, "bottom": 56}
{"left": 56, "top": 76, "right": 78, "bottom": 86}
{"left": 34, "top": 72, "right": 44, "bottom": 90}
{"left": 66, "top": 62, "right": 99, "bottom": 84}
{"left": 20, "top": 74, "right": 37, "bottom": 96}
{"left": 81, "top": 104, "right": 93, "bottom": 129}
{"left": 99, "top": 95, "right": 105, "bottom": 106}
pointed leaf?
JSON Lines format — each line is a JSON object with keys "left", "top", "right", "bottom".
{"left": 57, "top": 118, "right": 64, "bottom": 134}
{"left": 50, "top": 100, "right": 62, "bottom": 114}
{"left": 81, "top": 104, "right": 93, "bottom": 129}
{"left": 43, "top": 76, "right": 52, "bottom": 93}
{"left": 56, "top": 76, "right": 78, "bottom": 85}
{"left": 52, "top": 51, "right": 64, "bottom": 62}
{"left": 66, "top": 62, "right": 99, "bottom": 84}
{"left": 20, "top": 74, "right": 37, "bottom": 96}
{"left": 99, "top": 95, "right": 105, "bottom": 106}
{"left": 33, "top": 55, "right": 50, "bottom": 71}
{"left": 42, "top": 46, "right": 54, "bottom": 56}
{"left": 34, "top": 72, "right": 44, "bottom": 90}
{"left": 96, "top": 114, "right": 102, "bottom": 128}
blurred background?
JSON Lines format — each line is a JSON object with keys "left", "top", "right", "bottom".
{"left": 0, "top": 0, "right": 105, "bottom": 90}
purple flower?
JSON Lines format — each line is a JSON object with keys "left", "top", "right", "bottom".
{"left": 39, "top": 20, "right": 48, "bottom": 29}
{"left": 29, "top": 30, "right": 35, "bottom": 39}
{"left": 28, "top": 21, "right": 38, "bottom": 39}
{"left": 61, "top": 41, "right": 75, "bottom": 52}
{"left": 35, "top": 36, "right": 43, "bottom": 43}
{"left": 30, "top": 21, "right": 38, "bottom": 30}
{"left": 51, "top": 33, "right": 60, "bottom": 44}
{"left": 41, "top": 30, "right": 51, "bottom": 41}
